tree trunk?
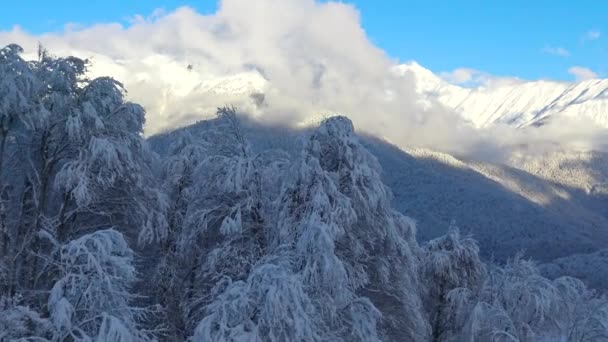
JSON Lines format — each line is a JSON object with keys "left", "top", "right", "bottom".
{"left": 432, "top": 285, "right": 446, "bottom": 342}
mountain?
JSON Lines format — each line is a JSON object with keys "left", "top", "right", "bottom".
{"left": 508, "top": 150, "right": 608, "bottom": 193}
{"left": 87, "top": 51, "right": 608, "bottom": 285}
{"left": 68, "top": 50, "right": 608, "bottom": 133}
{"left": 353, "top": 141, "right": 608, "bottom": 287}
{"left": 149, "top": 120, "right": 608, "bottom": 288}
{"left": 139, "top": 57, "right": 608, "bottom": 287}
{"left": 4, "top": 46, "right": 607, "bottom": 340}
{"left": 145, "top": 113, "right": 608, "bottom": 340}
{"left": 37, "top": 48, "right": 602, "bottom": 137}
{"left": 398, "top": 62, "right": 608, "bottom": 128}
{"left": 364, "top": 141, "right": 608, "bottom": 261}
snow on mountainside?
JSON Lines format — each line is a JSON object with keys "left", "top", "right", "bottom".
{"left": 88, "top": 54, "right": 268, "bottom": 97}
{"left": 112, "top": 55, "right": 608, "bottom": 130}
{"left": 140, "top": 59, "right": 608, "bottom": 286}
{"left": 397, "top": 62, "right": 608, "bottom": 128}
{"left": 186, "top": 60, "right": 608, "bottom": 130}
{"left": 368, "top": 143, "right": 608, "bottom": 261}
{"left": 165, "top": 59, "right": 608, "bottom": 130}
{"left": 540, "top": 249, "right": 608, "bottom": 289}
{"left": 21, "top": 52, "right": 271, "bottom": 132}
{"left": 508, "top": 150, "right": 608, "bottom": 192}
{"left": 370, "top": 142, "right": 608, "bottom": 287}
{"left": 25, "top": 49, "right": 608, "bottom": 133}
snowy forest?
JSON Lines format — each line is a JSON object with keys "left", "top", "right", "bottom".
{"left": 1, "top": 44, "right": 608, "bottom": 341}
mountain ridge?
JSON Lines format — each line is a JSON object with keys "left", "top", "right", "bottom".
{"left": 398, "top": 61, "right": 608, "bottom": 128}
{"left": 25, "top": 51, "right": 608, "bottom": 134}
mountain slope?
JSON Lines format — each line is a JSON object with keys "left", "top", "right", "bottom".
{"left": 149, "top": 121, "right": 608, "bottom": 264}
{"left": 74, "top": 50, "right": 608, "bottom": 133}
{"left": 398, "top": 62, "right": 608, "bottom": 128}
{"left": 363, "top": 139, "right": 608, "bottom": 262}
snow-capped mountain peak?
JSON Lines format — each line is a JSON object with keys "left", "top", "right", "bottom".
{"left": 400, "top": 62, "right": 608, "bottom": 128}
{"left": 61, "top": 50, "right": 608, "bottom": 133}
{"left": 393, "top": 61, "right": 448, "bottom": 94}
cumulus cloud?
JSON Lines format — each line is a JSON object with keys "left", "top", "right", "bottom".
{"left": 568, "top": 66, "right": 598, "bottom": 81}
{"left": 1, "top": 3, "right": 407, "bottom": 129}
{"left": 542, "top": 46, "right": 570, "bottom": 57}
{"left": 584, "top": 30, "right": 601, "bottom": 41}
{"left": 0, "top": 0, "right": 605, "bottom": 160}
{"left": 0, "top": 1, "right": 472, "bottom": 152}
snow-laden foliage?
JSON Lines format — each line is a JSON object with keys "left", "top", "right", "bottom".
{"left": 48, "top": 229, "right": 146, "bottom": 340}
{"left": 193, "top": 258, "right": 320, "bottom": 342}
{"left": 143, "top": 128, "right": 211, "bottom": 339}
{"left": 180, "top": 108, "right": 266, "bottom": 271}
{"left": 2, "top": 44, "right": 607, "bottom": 341}
{"left": 0, "top": 44, "right": 155, "bottom": 341}
{"left": 146, "top": 107, "right": 290, "bottom": 339}
{"left": 447, "top": 256, "right": 608, "bottom": 341}
{"left": 266, "top": 116, "right": 428, "bottom": 340}
{"left": 273, "top": 135, "right": 375, "bottom": 341}
{"left": 0, "top": 44, "right": 44, "bottom": 149}
{"left": 0, "top": 296, "right": 53, "bottom": 341}
{"left": 422, "top": 227, "right": 486, "bottom": 341}
{"left": 138, "top": 130, "right": 203, "bottom": 247}
{"left": 95, "top": 313, "right": 141, "bottom": 342}
{"left": 50, "top": 74, "right": 160, "bottom": 240}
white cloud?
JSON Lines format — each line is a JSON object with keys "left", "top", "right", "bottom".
{"left": 542, "top": 46, "right": 570, "bottom": 57}
{"left": 1, "top": 1, "right": 475, "bottom": 154}
{"left": 568, "top": 66, "right": 598, "bottom": 81}
{"left": 585, "top": 30, "right": 601, "bottom": 41}
{"left": 0, "top": 0, "right": 604, "bottom": 160}
{"left": 0, "top": 3, "right": 407, "bottom": 134}
{"left": 440, "top": 68, "right": 522, "bottom": 88}
{"left": 440, "top": 68, "right": 479, "bottom": 84}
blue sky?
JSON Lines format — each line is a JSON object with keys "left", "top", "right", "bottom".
{"left": 1, "top": 0, "right": 606, "bottom": 81}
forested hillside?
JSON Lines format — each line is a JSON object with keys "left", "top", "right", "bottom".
{"left": 2, "top": 45, "right": 608, "bottom": 341}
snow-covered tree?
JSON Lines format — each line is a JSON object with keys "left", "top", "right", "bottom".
{"left": 179, "top": 109, "right": 263, "bottom": 277}
{"left": 421, "top": 227, "right": 486, "bottom": 341}
{"left": 183, "top": 108, "right": 293, "bottom": 331}
{"left": 0, "top": 44, "right": 159, "bottom": 340}
{"left": 0, "top": 296, "right": 53, "bottom": 341}
{"left": 315, "top": 116, "right": 428, "bottom": 340}
{"left": 264, "top": 116, "right": 428, "bottom": 340}
{"left": 273, "top": 133, "right": 376, "bottom": 340}
{"left": 0, "top": 44, "right": 41, "bottom": 173}
{"left": 448, "top": 256, "right": 608, "bottom": 341}
{"left": 0, "top": 44, "right": 51, "bottom": 299}
{"left": 48, "top": 229, "right": 148, "bottom": 341}
{"left": 144, "top": 107, "right": 289, "bottom": 339}
{"left": 193, "top": 256, "right": 320, "bottom": 342}
{"left": 552, "top": 277, "right": 608, "bottom": 341}
{"left": 3, "top": 43, "right": 607, "bottom": 342}
{"left": 141, "top": 129, "right": 208, "bottom": 339}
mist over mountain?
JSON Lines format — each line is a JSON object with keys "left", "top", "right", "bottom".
{"left": 2, "top": 42, "right": 608, "bottom": 340}
{"left": 2, "top": 1, "right": 608, "bottom": 340}
{"left": 4, "top": 3, "right": 608, "bottom": 161}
